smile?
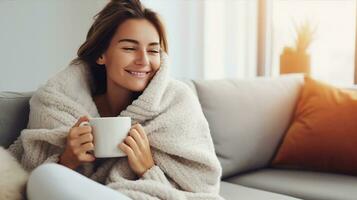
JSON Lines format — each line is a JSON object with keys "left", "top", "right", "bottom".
{"left": 125, "top": 70, "right": 151, "bottom": 78}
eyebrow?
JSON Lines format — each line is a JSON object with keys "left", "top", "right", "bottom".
{"left": 118, "top": 39, "right": 159, "bottom": 46}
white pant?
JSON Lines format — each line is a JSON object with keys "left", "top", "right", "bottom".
{"left": 27, "top": 163, "right": 131, "bottom": 200}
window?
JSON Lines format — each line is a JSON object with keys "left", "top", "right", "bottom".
{"left": 271, "top": 0, "right": 356, "bottom": 86}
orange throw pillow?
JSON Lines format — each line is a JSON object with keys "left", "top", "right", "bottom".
{"left": 272, "top": 76, "right": 357, "bottom": 175}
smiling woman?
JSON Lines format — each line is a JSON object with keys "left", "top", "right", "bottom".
{"left": 8, "top": 0, "right": 223, "bottom": 199}
{"left": 92, "top": 18, "right": 163, "bottom": 117}
{"left": 96, "top": 19, "right": 161, "bottom": 93}
{"left": 73, "top": 0, "right": 167, "bottom": 96}
{"left": 72, "top": 0, "right": 168, "bottom": 118}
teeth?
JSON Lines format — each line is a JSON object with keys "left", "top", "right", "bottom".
{"left": 127, "top": 70, "right": 149, "bottom": 77}
{"left": 130, "top": 71, "right": 146, "bottom": 75}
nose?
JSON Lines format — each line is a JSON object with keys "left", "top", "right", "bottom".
{"left": 134, "top": 49, "right": 149, "bottom": 66}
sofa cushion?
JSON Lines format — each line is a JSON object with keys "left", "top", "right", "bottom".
{"left": 220, "top": 181, "right": 300, "bottom": 200}
{"left": 193, "top": 74, "right": 304, "bottom": 178}
{"left": 272, "top": 77, "right": 357, "bottom": 175}
{"left": 0, "top": 92, "right": 32, "bottom": 148}
{"left": 227, "top": 169, "right": 357, "bottom": 200}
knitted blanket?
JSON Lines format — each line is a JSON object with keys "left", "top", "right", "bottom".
{"left": 8, "top": 54, "right": 223, "bottom": 200}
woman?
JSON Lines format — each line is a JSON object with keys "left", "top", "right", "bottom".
{"left": 9, "top": 0, "right": 222, "bottom": 199}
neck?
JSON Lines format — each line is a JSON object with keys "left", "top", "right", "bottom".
{"left": 101, "top": 81, "right": 135, "bottom": 117}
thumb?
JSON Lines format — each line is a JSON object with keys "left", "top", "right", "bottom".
{"left": 73, "top": 116, "right": 90, "bottom": 127}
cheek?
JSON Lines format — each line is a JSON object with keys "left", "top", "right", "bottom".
{"left": 152, "top": 57, "right": 161, "bottom": 71}
{"left": 114, "top": 51, "right": 132, "bottom": 66}
{"left": 106, "top": 52, "right": 132, "bottom": 72}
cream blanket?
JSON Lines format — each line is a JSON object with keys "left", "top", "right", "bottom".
{"left": 8, "top": 54, "right": 223, "bottom": 200}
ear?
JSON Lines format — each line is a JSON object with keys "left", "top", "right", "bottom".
{"left": 96, "top": 55, "right": 106, "bottom": 65}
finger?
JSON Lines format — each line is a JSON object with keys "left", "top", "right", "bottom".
{"left": 124, "top": 136, "right": 141, "bottom": 156}
{"left": 77, "top": 133, "right": 94, "bottom": 145}
{"left": 77, "top": 126, "right": 92, "bottom": 135}
{"left": 79, "top": 121, "right": 90, "bottom": 127}
{"left": 73, "top": 116, "right": 90, "bottom": 128}
{"left": 76, "top": 126, "right": 93, "bottom": 136}
{"left": 79, "top": 142, "right": 94, "bottom": 153}
{"left": 131, "top": 124, "right": 148, "bottom": 143}
{"left": 78, "top": 153, "right": 95, "bottom": 162}
{"left": 119, "top": 143, "right": 136, "bottom": 159}
{"left": 129, "top": 129, "right": 146, "bottom": 150}
{"left": 69, "top": 126, "right": 92, "bottom": 139}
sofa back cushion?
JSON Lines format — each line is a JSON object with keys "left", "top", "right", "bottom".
{"left": 193, "top": 74, "right": 304, "bottom": 178}
{"left": 0, "top": 92, "right": 32, "bottom": 148}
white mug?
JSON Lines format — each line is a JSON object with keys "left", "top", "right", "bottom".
{"left": 80, "top": 117, "right": 131, "bottom": 158}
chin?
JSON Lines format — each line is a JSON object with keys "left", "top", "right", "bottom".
{"left": 127, "top": 83, "right": 148, "bottom": 92}
{"left": 130, "top": 87, "right": 146, "bottom": 92}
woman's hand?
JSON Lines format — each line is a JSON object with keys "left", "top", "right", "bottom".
{"left": 119, "top": 123, "right": 154, "bottom": 177}
{"left": 59, "top": 116, "right": 95, "bottom": 169}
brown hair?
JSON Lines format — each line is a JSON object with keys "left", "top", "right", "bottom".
{"left": 72, "top": 0, "right": 168, "bottom": 95}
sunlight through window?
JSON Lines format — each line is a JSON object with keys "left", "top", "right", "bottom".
{"left": 272, "top": 0, "right": 356, "bottom": 86}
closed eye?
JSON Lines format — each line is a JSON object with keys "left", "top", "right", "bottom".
{"left": 148, "top": 50, "right": 159, "bottom": 54}
{"left": 122, "top": 47, "right": 136, "bottom": 51}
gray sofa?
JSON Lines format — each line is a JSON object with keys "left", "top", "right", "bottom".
{"left": 1, "top": 74, "right": 357, "bottom": 200}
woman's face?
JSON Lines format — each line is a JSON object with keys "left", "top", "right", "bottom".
{"left": 97, "top": 19, "right": 161, "bottom": 92}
